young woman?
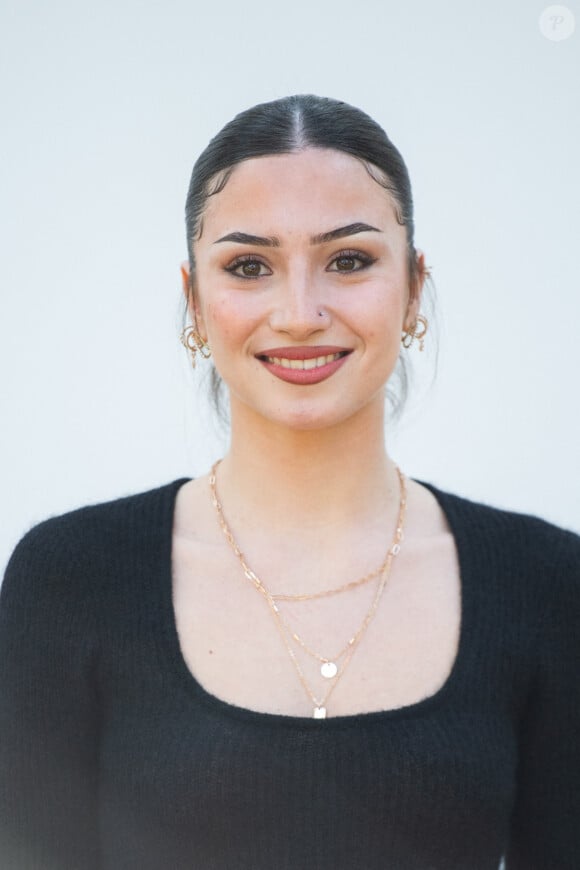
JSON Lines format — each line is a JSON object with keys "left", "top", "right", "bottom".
{"left": 1, "top": 94, "right": 578, "bottom": 870}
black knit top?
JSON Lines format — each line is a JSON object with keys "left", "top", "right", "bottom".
{"left": 1, "top": 477, "right": 579, "bottom": 870}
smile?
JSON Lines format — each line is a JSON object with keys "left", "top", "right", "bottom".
{"left": 263, "top": 352, "right": 344, "bottom": 370}
{"left": 256, "top": 347, "right": 352, "bottom": 385}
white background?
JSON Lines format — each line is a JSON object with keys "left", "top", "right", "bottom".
{"left": 1, "top": 0, "right": 579, "bottom": 573}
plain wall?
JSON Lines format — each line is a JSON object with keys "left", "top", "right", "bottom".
{"left": 1, "top": 0, "right": 579, "bottom": 573}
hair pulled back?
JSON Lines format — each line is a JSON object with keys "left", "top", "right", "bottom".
{"left": 182, "top": 94, "right": 433, "bottom": 419}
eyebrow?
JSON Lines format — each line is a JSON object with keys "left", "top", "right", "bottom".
{"left": 312, "top": 222, "right": 382, "bottom": 245}
{"left": 213, "top": 222, "right": 382, "bottom": 247}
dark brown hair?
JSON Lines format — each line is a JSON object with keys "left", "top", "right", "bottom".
{"left": 181, "top": 94, "right": 434, "bottom": 420}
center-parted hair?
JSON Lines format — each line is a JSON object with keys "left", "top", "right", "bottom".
{"left": 182, "top": 94, "right": 434, "bottom": 420}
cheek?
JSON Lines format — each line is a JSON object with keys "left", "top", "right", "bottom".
{"left": 204, "top": 295, "right": 258, "bottom": 342}
{"left": 350, "top": 285, "right": 407, "bottom": 333}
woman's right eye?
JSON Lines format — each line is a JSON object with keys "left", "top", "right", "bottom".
{"left": 224, "top": 257, "right": 272, "bottom": 279}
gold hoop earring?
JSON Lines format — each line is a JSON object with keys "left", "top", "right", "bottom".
{"left": 401, "top": 314, "right": 428, "bottom": 352}
{"left": 179, "top": 326, "right": 211, "bottom": 369}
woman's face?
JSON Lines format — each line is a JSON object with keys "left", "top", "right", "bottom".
{"left": 184, "top": 147, "right": 424, "bottom": 431}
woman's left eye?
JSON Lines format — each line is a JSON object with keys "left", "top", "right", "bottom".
{"left": 327, "top": 251, "right": 376, "bottom": 273}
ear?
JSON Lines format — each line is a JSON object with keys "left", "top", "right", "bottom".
{"left": 403, "top": 249, "right": 427, "bottom": 331}
{"left": 180, "top": 261, "right": 207, "bottom": 337}
{"left": 180, "top": 261, "right": 194, "bottom": 313}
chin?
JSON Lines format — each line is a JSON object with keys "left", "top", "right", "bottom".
{"left": 229, "top": 379, "right": 388, "bottom": 433}
{"left": 254, "top": 398, "right": 378, "bottom": 433}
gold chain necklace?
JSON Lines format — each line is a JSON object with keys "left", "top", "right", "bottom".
{"left": 209, "top": 461, "right": 407, "bottom": 719}
{"left": 270, "top": 557, "right": 389, "bottom": 601}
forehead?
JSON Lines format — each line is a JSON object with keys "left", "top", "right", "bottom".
{"left": 199, "top": 148, "right": 404, "bottom": 240}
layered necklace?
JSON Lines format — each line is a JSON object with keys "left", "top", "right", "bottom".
{"left": 209, "top": 461, "right": 407, "bottom": 719}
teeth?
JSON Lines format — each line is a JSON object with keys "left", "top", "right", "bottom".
{"left": 265, "top": 352, "right": 343, "bottom": 369}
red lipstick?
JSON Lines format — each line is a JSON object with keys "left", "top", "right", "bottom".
{"left": 255, "top": 346, "right": 352, "bottom": 385}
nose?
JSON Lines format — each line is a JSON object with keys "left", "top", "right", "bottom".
{"left": 268, "top": 268, "right": 330, "bottom": 338}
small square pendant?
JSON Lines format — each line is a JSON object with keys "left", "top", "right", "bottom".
{"left": 313, "top": 706, "right": 327, "bottom": 719}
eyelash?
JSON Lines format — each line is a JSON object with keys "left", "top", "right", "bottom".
{"left": 223, "top": 250, "right": 377, "bottom": 280}
{"left": 224, "top": 256, "right": 271, "bottom": 279}
{"left": 328, "top": 249, "right": 377, "bottom": 273}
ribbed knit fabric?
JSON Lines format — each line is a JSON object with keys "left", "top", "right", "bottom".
{"left": 1, "top": 477, "right": 579, "bottom": 870}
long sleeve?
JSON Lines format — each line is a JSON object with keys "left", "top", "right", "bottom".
{"left": 506, "top": 527, "right": 580, "bottom": 868}
{"left": 1, "top": 476, "right": 578, "bottom": 870}
{"left": 0, "top": 519, "right": 101, "bottom": 870}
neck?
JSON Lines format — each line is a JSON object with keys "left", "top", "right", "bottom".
{"left": 215, "top": 400, "right": 399, "bottom": 535}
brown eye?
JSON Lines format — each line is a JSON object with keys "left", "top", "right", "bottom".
{"left": 335, "top": 256, "right": 357, "bottom": 272}
{"left": 225, "top": 257, "right": 271, "bottom": 279}
{"left": 240, "top": 261, "right": 262, "bottom": 277}
{"left": 328, "top": 251, "right": 376, "bottom": 274}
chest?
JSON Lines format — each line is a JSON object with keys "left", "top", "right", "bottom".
{"left": 97, "top": 616, "right": 518, "bottom": 869}
{"left": 170, "top": 529, "right": 462, "bottom": 719}
{"left": 98, "top": 690, "right": 516, "bottom": 870}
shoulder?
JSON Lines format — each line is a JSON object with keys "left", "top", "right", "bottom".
{"left": 417, "top": 479, "right": 580, "bottom": 602}
{"left": 419, "top": 478, "right": 579, "bottom": 548}
{"left": 5, "top": 476, "right": 190, "bottom": 563}
{"left": 1, "top": 477, "right": 191, "bottom": 606}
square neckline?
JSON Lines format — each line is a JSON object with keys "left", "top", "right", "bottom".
{"left": 158, "top": 476, "right": 473, "bottom": 730}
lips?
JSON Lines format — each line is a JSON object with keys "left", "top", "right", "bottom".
{"left": 256, "top": 345, "right": 350, "bottom": 361}
{"left": 255, "top": 346, "right": 352, "bottom": 385}
{"left": 264, "top": 352, "right": 344, "bottom": 370}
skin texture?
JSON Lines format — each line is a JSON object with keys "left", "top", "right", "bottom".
{"left": 182, "top": 148, "right": 425, "bottom": 435}
{"left": 171, "top": 148, "right": 460, "bottom": 718}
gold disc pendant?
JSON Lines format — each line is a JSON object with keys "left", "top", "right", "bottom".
{"left": 313, "top": 706, "right": 327, "bottom": 719}
{"left": 320, "top": 661, "right": 338, "bottom": 679}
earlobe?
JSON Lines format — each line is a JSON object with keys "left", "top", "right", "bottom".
{"left": 180, "top": 261, "right": 207, "bottom": 339}
{"left": 414, "top": 249, "right": 428, "bottom": 300}
{"left": 180, "top": 261, "right": 197, "bottom": 318}
{"left": 180, "top": 262, "right": 192, "bottom": 305}
{"left": 403, "top": 298, "right": 420, "bottom": 334}
{"left": 404, "top": 250, "right": 428, "bottom": 326}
